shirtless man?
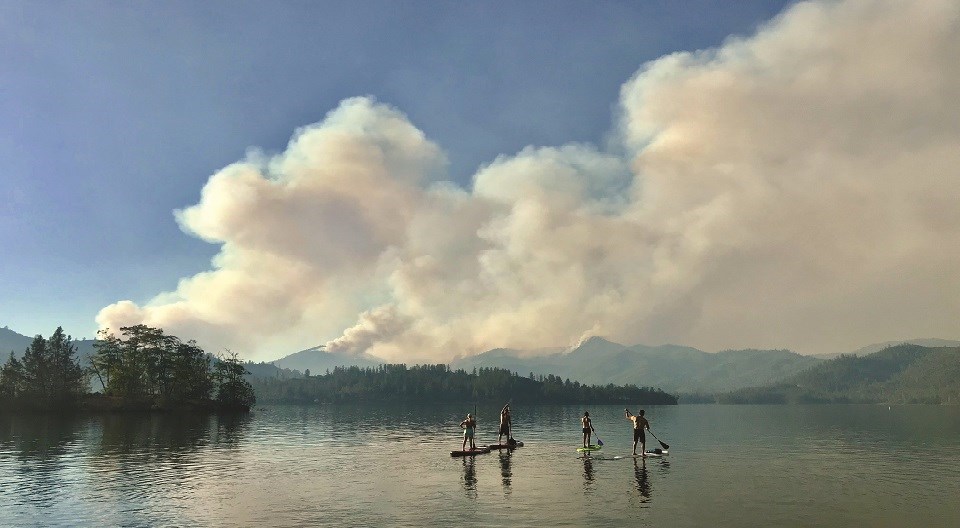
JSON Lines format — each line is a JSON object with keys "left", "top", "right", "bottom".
{"left": 498, "top": 404, "right": 512, "bottom": 445}
{"left": 460, "top": 413, "right": 477, "bottom": 451}
{"left": 625, "top": 408, "right": 650, "bottom": 456}
{"left": 581, "top": 411, "right": 594, "bottom": 448}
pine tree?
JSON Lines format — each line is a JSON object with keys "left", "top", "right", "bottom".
{"left": 0, "top": 352, "right": 26, "bottom": 401}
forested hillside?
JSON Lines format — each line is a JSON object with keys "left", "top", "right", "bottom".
{"left": 718, "top": 345, "right": 960, "bottom": 404}
{"left": 454, "top": 337, "right": 821, "bottom": 392}
{"left": 250, "top": 364, "right": 678, "bottom": 405}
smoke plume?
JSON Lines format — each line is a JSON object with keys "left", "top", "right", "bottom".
{"left": 98, "top": 0, "right": 960, "bottom": 360}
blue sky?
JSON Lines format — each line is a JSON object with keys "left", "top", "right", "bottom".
{"left": 2, "top": 1, "right": 793, "bottom": 340}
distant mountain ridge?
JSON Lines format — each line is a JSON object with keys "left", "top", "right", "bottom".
{"left": 0, "top": 327, "right": 33, "bottom": 357}
{"left": 1, "top": 326, "right": 96, "bottom": 363}
{"left": 452, "top": 336, "right": 822, "bottom": 393}
{"left": 4, "top": 324, "right": 959, "bottom": 394}
{"left": 271, "top": 345, "right": 381, "bottom": 374}
{"left": 847, "top": 338, "right": 960, "bottom": 357}
{"left": 720, "top": 344, "right": 960, "bottom": 404}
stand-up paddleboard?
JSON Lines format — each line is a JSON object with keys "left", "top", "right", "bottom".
{"left": 451, "top": 447, "right": 491, "bottom": 457}
{"left": 576, "top": 444, "right": 602, "bottom": 453}
{"left": 488, "top": 441, "right": 524, "bottom": 449}
{"left": 632, "top": 449, "right": 669, "bottom": 458}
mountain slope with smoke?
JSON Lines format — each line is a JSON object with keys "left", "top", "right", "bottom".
{"left": 98, "top": 0, "right": 960, "bottom": 361}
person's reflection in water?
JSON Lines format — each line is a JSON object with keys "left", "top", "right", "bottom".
{"left": 581, "top": 455, "right": 595, "bottom": 492}
{"left": 633, "top": 457, "right": 652, "bottom": 502}
{"left": 461, "top": 456, "right": 478, "bottom": 499}
{"left": 499, "top": 449, "right": 512, "bottom": 491}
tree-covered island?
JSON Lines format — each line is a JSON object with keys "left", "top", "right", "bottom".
{"left": 0, "top": 325, "right": 255, "bottom": 414}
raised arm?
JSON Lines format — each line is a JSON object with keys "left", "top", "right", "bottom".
{"left": 624, "top": 408, "right": 633, "bottom": 419}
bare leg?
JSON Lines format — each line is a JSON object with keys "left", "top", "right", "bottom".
{"left": 462, "top": 436, "right": 467, "bottom": 451}
{"left": 632, "top": 437, "right": 638, "bottom": 456}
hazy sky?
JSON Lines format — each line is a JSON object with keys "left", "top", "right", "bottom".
{"left": 5, "top": 1, "right": 958, "bottom": 361}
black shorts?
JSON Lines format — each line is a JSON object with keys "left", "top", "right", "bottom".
{"left": 499, "top": 423, "right": 510, "bottom": 435}
{"left": 583, "top": 427, "right": 591, "bottom": 434}
{"left": 633, "top": 428, "right": 646, "bottom": 443}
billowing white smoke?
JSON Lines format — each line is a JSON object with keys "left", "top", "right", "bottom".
{"left": 98, "top": 0, "right": 960, "bottom": 361}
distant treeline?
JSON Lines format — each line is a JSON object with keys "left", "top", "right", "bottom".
{"left": 249, "top": 364, "right": 678, "bottom": 405}
{"left": 0, "top": 325, "right": 255, "bottom": 413}
{"left": 693, "top": 344, "right": 960, "bottom": 405}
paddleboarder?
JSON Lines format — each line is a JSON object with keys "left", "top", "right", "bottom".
{"left": 625, "top": 408, "right": 650, "bottom": 456}
{"left": 498, "top": 404, "right": 512, "bottom": 445}
{"left": 581, "top": 411, "right": 594, "bottom": 448}
{"left": 460, "top": 413, "right": 477, "bottom": 451}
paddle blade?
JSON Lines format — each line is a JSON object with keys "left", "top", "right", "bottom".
{"left": 658, "top": 440, "right": 670, "bottom": 450}
{"left": 596, "top": 438, "right": 604, "bottom": 446}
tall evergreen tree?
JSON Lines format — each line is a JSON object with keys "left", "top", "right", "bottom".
{"left": 46, "top": 327, "right": 87, "bottom": 402}
{"left": 0, "top": 352, "right": 26, "bottom": 401}
{"left": 21, "top": 335, "right": 50, "bottom": 403}
{"left": 7, "top": 328, "right": 88, "bottom": 408}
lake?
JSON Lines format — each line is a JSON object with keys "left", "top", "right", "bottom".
{"left": 2, "top": 404, "right": 959, "bottom": 527}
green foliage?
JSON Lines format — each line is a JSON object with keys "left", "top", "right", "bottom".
{"left": 0, "top": 327, "right": 88, "bottom": 410}
{"left": 249, "top": 364, "right": 678, "bottom": 404}
{"left": 214, "top": 353, "right": 256, "bottom": 408}
{"left": 2, "top": 324, "right": 255, "bottom": 413}
{"left": 0, "top": 352, "right": 26, "bottom": 401}
{"left": 92, "top": 325, "right": 214, "bottom": 404}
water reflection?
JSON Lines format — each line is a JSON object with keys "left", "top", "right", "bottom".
{"left": 658, "top": 459, "right": 671, "bottom": 473}
{"left": 95, "top": 412, "right": 249, "bottom": 455}
{"left": 3, "top": 404, "right": 959, "bottom": 527}
{"left": 98, "top": 413, "right": 208, "bottom": 456}
{"left": 0, "top": 415, "right": 85, "bottom": 510}
{"left": 633, "top": 458, "right": 651, "bottom": 501}
{"left": 498, "top": 450, "right": 512, "bottom": 490}
{"left": 0, "top": 415, "right": 249, "bottom": 481}
{"left": 0, "top": 414, "right": 83, "bottom": 460}
{"left": 581, "top": 456, "right": 595, "bottom": 492}
{"left": 461, "top": 456, "right": 477, "bottom": 498}
{"left": 211, "top": 413, "right": 252, "bottom": 447}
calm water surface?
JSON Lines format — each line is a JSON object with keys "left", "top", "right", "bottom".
{"left": 2, "top": 404, "right": 959, "bottom": 527}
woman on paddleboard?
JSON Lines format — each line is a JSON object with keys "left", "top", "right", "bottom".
{"left": 581, "top": 411, "right": 594, "bottom": 448}
{"left": 460, "top": 414, "right": 477, "bottom": 451}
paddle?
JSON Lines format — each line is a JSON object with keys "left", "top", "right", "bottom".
{"left": 648, "top": 429, "right": 669, "bottom": 450}
{"left": 472, "top": 403, "right": 478, "bottom": 450}
{"left": 593, "top": 427, "right": 604, "bottom": 447}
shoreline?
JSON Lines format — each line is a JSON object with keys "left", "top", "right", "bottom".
{"left": 0, "top": 393, "right": 250, "bottom": 415}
